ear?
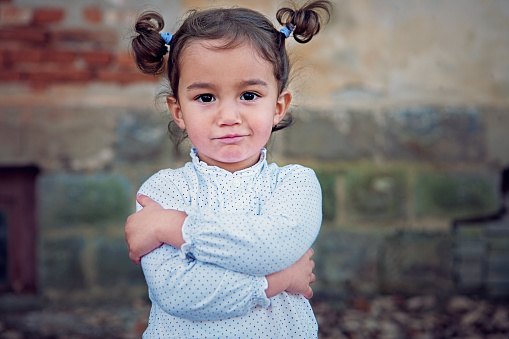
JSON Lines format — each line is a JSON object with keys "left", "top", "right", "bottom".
{"left": 167, "top": 96, "right": 186, "bottom": 130}
{"left": 274, "top": 90, "right": 292, "bottom": 126}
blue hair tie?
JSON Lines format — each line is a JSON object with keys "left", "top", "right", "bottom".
{"left": 279, "top": 24, "right": 294, "bottom": 38}
{"left": 160, "top": 32, "right": 173, "bottom": 45}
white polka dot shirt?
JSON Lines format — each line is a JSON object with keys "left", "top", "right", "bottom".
{"left": 138, "top": 148, "right": 322, "bottom": 338}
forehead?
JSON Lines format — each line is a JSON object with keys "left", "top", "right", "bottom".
{"left": 178, "top": 39, "right": 275, "bottom": 81}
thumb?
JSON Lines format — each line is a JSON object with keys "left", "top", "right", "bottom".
{"left": 136, "top": 193, "right": 155, "bottom": 207}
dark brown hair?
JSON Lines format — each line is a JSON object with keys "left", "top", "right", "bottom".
{"left": 132, "top": 1, "right": 332, "bottom": 146}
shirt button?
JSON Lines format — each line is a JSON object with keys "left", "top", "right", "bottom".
{"left": 232, "top": 178, "right": 241, "bottom": 187}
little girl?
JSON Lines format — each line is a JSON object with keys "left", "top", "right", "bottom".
{"left": 125, "top": 1, "right": 332, "bottom": 338}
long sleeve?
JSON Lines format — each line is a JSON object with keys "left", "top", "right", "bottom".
{"left": 138, "top": 152, "right": 320, "bottom": 337}
{"left": 180, "top": 166, "right": 322, "bottom": 276}
{"left": 141, "top": 245, "right": 270, "bottom": 321}
{"left": 138, "top": 171, "right": 270, "bottom": 321}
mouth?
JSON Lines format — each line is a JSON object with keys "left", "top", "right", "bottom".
{"left": 215, "top": 134, "right": 247, "bottom": 143}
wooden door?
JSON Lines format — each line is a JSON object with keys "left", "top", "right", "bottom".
{"left": 0, "top": 166, "right": 38, "bottom": 293}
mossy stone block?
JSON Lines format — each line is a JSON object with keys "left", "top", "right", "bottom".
{"left": 416, "top": 171, "right": 497, "bottom": 219}
{"left": 313, "top": 230, "right": 381, "bottom": 294}
{"left": 39, "top": 237, "right": 86, "bottom": 290}
{"left": 379, "top": 231, "right": 453, "bottom": 293}
{"left": 315, "top": 171, "right": 337, "bottom": 222}
{"left": 284, "top": 111, "right": 377, "bottom": 161}
{"left": 115, "top": 111, "right": 172, "bottom": 164}
{"left": 95, "top": 237, "right": 145, "bottom": 287}
{"left": 39, "top": 173, "right": 132, "bottom": 229}
{"left": 382, "top": 106, "right": 484, "bottom": 162}
{"left": 344, "top": 167, "right": 408, "bottom": 221}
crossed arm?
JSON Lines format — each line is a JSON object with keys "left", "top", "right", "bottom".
{"left": 125, "top": 166, "right": 322, "bottom": 319}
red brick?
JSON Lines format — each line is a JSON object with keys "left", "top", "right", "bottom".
{"left": 25, "top": 68, "right": 92, "bottom": 83}
{"left": 83, "top": 7, "right": 102, "bottom": 23}
{"left": 28, "top": 82, "right": 48, "bottom": 91}
{"left": 82, "top": 51, "right": 112, "bottom": 66}
{"left": 96, "top": 70, "right": 157, "bottom": 84}
{"left": 41, "top": 50, "right": 76, "bottom": 64}
{"left": 116, "top": 52, "right": 136, "bottom": 69}
{"left": 50, "top": 29, "right": 90, "bottom": 43}
{"left": 0, "top": 5, "right": 32, "bottom": 26}
{"left": 4, "top": 49, "right": 42, "bottom": 64}
{"left": 50, "top": 29, "right": 117, "bottom": 46}
{"left": 0, "top": 27, "right": 47, "bottom": 43}
{"left": 0, "top": 70, "right": 20, "bottom": 81}
{"left": 20, "top": 62, "right": 73, "bottom": 72}
{"left": 32, "top": 8, "right": 64, "bottom": 26}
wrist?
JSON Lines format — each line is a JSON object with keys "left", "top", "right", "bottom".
{"left": 265, "top": 269, "right": 291, "bottom": 298}
{"left": 156, "top": 210, "right": 187, "bottom": 248}
{"left": 153, "top": 210, "right": 168, "bottom": 245}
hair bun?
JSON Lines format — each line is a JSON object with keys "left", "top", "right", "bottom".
{"left": 131, "top": 11, "right": 168, "bottom": 75}
{"left": 276, "top": 0, "right": 332, "bottom": 43}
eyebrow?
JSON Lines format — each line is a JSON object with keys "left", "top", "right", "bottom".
{"left": 186, "top": 82, "right": 217, "bottom": 91}
{"left": 238, "top": 79, "right": 269, "bottom": 87}
{"left": 185, "top": 79, "right": 268, "bottom": 92}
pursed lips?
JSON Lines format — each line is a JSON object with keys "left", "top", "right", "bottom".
{"left": 214, "top": 134, "right": 248, "bottom": 143}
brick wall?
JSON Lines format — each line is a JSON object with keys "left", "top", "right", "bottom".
{"left": 0, "top": 3, "right": 157, "bottom": 89}
{"left": 0, "top": 0, "right": 508, "bottom": 301}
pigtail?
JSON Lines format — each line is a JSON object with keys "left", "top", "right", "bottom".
{"left": 276, "top": 0, "right": 332, "bottom": 43}
{"left": 131, "top": 11, "right": 168, "bottom": 75}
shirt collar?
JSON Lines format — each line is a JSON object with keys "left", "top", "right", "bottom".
{"left": 189, "top": 147, "right": 267, "bottom": 177}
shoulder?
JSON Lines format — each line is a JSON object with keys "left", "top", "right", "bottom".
{"left": 265, "top": 163, "right": 321, "bottom": 193}
{"left": 141, "top": 161, "right": 197, "bottom": 186}
{"left": 267, "top": 162, "right": 318, "bottom": 182}
{"left": 140, "top": 167, "right": 184, "bottom": 191}
{"left": 263, "top": 163, "right": 322, "bottom": 202}
{"left": 138, "top": 164, "right": 194, "bottom": 204}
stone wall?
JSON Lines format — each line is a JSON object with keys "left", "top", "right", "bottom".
{"left": 0, "top": 0, "right": 508, "bottom": 302}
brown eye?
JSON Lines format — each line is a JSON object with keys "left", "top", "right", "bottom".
{"left": 197, "top": 94, "right": 215, "bottom": 102}
{"left": 241, "top": 92, "right": 259, "bottom": 101}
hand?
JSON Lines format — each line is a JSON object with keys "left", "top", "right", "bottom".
{"left": 285, "top": 248, "right": 316, "bottom": 299}
{"left": 125, "top": 194, "right": 165, "bottom": 265}
{"left": 265, "top": 248, "right": 316, "bottom": 299}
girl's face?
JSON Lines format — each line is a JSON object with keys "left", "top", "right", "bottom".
{"left": 168, "top": 40, "right": 292, "bottom": 172}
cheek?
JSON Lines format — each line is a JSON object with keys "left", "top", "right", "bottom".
{"left": 183, "top": 119, "right": 206, "bottom": 140}
{"left": 255, "top": 120, "right": 274, "bottom": 141}
{"left": 187, "top": 125, "right": 205, "bottom": 140}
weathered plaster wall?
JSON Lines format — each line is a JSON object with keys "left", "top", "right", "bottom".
{"left": 0, "top": 0, "right": 508, "bottom": 301}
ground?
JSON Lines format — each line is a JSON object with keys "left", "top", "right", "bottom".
{"left": 0, "top": 294, "right": 508, "bottom": 338}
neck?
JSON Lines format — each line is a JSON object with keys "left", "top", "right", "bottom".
{"left": 195, "top": 149, "right": 263, "bottom": 173}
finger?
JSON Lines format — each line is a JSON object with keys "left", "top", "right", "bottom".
{"left": 136, "top": 193, "right": 146, "bottom": 206}
{"left": 310, "top": 259, "right": 315, "bottom": 270}
{"left": 310, "top": 273, "right": 316, "bottom": 284}
{"left": 136, "top": 193, "right": 154, "bottom": 207}
{"left": 303, "top": 286, "right": 313, "bottom": 299}
{"left": 307, "top": 248, "right": 314, "bottom": 259}
{"left": 129, "top": 252, "right": 141, "bottom": 265}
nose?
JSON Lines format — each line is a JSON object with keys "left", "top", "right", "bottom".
{"left": 216, "top": 100, "right": 241, "bottom": 126}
